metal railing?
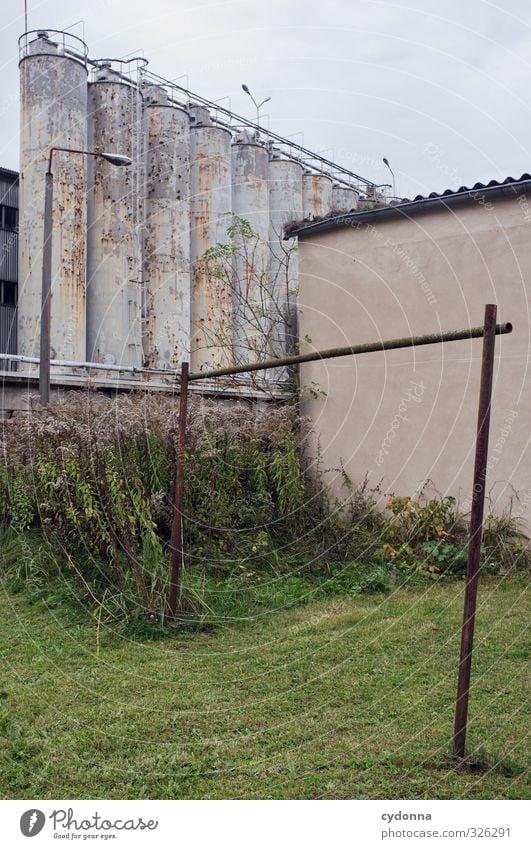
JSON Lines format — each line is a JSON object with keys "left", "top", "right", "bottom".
{"left": 19, "top": 29, "right": 89, "bottom": 66}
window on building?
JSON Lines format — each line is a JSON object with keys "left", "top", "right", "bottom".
{"left": 0, "top": 281, "right": 17, "bottom": 306}
{"left": 0, "top": 205, "right": 18, "bottom": 230}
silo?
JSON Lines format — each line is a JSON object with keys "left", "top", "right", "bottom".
{"left": 18, "top": 30, "right": 88, "bottom": 365}
{"left": 188, "top": 104, "right": 212, "bottom": 127}
{"left": 302, "top": 172, "right": 333, "bottom": 220}
{"left": 231, "top": 137, "right": 270, "bottom": 365}
{"left": 268, "top": 154, "right": 303, "bottom": 360}
{"left": 143, "top": 86, "right": 190, "bottom": 369}
{"left": 331, "top": 184, "right": 359, "bottom": 213}
{"left": 86, "top": 64, "right": 142, "bottom": 368}
{"left": 361, "top": 185, "right": 388, "bottom": 209}
{"left": 189, "top": 114, "right": 233, "bottom": 372}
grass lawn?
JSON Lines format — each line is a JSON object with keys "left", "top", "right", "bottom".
{"left": 0, "top": 575, "right": 528, "bottom": 799}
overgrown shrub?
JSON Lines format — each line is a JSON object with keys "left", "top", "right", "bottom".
{"left": 1, "top": 396, "right": 529, "bottom": 624}
{"left": 374, "top": 495, "right": 530, "bottom": 578}
{"left": 0, "top": 394, "right": 345, "bottom": 619}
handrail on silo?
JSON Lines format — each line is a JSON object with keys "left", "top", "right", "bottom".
{"left": 91, "top": 56, "right": 149, "bottom": 76}
{"left": 133, "top": 67, "right": 377, "bottom": 193}
{"left": 18, "top": 29, "right": 89, "bottom": 66}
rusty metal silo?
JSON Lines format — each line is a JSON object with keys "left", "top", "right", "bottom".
{"left": 268, "top": 153, "right": 303, "bottom": 359}
{"left": 302, "top": 171, "right": 333, "bottom": 221}
{"left": 86, "top": 63, "right": 143, "bottom": 367}
{"left": 231, "top": 135, "right": 270, "bottom": 365}
{"left": 143, "top": 85, "right": 190, "bottom": 369}
{"left": 189, "top": 111, "right": 233, "bottom": 372}
{"left": 18, "top": 30, "right": 88, "bottom": 365}
{"left": 188, "top": 104, "right": 212, "bottom": 127}
{"left": 331, "top": 183, "right": 359, "bottom": 213}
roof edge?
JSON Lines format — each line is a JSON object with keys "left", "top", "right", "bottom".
{"left": 0, "top": 166, "right": 19, "bottom": 181}
{"left": 287, "top": 177, "right": 531, "bottom": 239}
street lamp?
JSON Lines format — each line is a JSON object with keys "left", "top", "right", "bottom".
{"left": 40, "top": 147, "right": 132, "bottom": 405}
{"left": 382, "top": 157, "right": 396, "bottom": 197}
{"left": 241, "top": 83, "right": 271, "bottom": 127}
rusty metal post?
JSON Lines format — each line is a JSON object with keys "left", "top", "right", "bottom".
{"left": 453, "top": 304, "right": 498, "bottom": 758}
{"left": 167, "top": 361, "right": 189, "bottom": 620}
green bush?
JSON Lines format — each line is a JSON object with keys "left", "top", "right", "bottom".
{"left": 0, "top": 394, "right": 347, "bottom": 620}
{"left": 375, "top": 495, "right": 529, "bottom": 579}
{"left": 1, "top": 396, "right": 529, "bottom": 624}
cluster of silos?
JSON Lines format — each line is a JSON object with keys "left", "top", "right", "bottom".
{"left": 17, "top": 29, "right": 363, "bottom": 382}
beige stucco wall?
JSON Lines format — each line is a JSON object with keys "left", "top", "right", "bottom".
{"left": 298, "top": 195, "right": 531, "bottom": 520}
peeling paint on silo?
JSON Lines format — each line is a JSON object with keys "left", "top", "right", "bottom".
{"left": 189, "top": 120, "right": 233, "bottom": 372}
{"left": 18, "top": 32, "right": 88, "bottom": 365}
{"left": 331, "top": 184, "right": 359, "bottom": 213}
{"left": 302, "top": 172, "right": 333, "bottom": 221}
{"left": 268, "top": 156, "right": 303, "bottom": 360}
{"left": 231, "top": 140, "right": 270, "bottom": 365}
{"left": 86, "top": 66, "right": 143, "bottom": 367}
{"left": 143, "top": 87, "right": 190, "bottom": 369}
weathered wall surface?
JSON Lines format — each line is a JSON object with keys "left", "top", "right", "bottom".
{"left": 298, "top": 196, "right": 531, "bottom": 518}
{"left": 190, "top": 122, "right": 233, "bottom": 372}
{"left": 18, "top": 36, "right": 87, "bottom": 364}
{"left": 144, "top": 92, "right": 190, "bottom": 369}
{"left": 86, "top": 71, "right": 143, "bottom": 368}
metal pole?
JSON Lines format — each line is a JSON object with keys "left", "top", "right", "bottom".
{"left": 39, "top": 170, "right": 53, "bottom": 405}
{"left": 36, "top": 148, "right": 130, "bottom": 406}
{"left": 187, "top": 322, "right": 512, "bottom": 382}
{"left": 167, "top": 361, "right": 189, "bottom": 620}
{"left": 453, "top": 304, "right": 498, "bottom": 758}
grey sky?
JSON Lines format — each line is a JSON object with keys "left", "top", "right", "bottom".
{"left": 1, "top": 0, "right": 529, "bottom": 197}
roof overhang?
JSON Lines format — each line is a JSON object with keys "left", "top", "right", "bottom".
{"left": 287, "top": 177, "right": 531, "bottom": 239}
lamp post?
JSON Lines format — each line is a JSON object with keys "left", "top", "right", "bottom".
{"left": 382, "top": 157, "right": 396, "bottom": 197}
{"left": 39, "top": 147, "right": 131, "bottom": 405}
{"left": 241, "top": 83, "right": 271, "bottom": 128}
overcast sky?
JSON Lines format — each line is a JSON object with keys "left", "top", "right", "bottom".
{"left": 1, "top": 0, "right": 530, "bottom": 198}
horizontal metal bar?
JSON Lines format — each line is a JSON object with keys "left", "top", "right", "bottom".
{"left": 187, "top": 323, "right": 513, "bottom": 382}
{"left": 0, "top": 352, "right": 175, "bottom": 377}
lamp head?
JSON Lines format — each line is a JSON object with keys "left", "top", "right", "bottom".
{"left": 101, "top": 152, "right": 132, "bottom": 167}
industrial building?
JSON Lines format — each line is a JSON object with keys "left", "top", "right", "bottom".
{"left": 292, "top": 176, "right": 531, "bottom": 516}
{"left": 0, "top": 167, "right": 18, "bottom": 367}
{"left": 0, "top": 27, "right": 386, "bottom": 413}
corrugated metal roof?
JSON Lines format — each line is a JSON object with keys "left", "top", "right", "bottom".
{"left": 398, "top": 173, "right": 531, "bottom": 203}
{"left": 0, "top": 167, "right": 19, "bottom": 208}
{"left": 288, "top": 173, "right": 531, "bottom": 238}
{"left": 0, "top": 166, "right": 19, "bottom": 181}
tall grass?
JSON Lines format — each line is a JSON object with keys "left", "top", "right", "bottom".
{"left": 1, "top": 394, "right": 528, "bottom": 626}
